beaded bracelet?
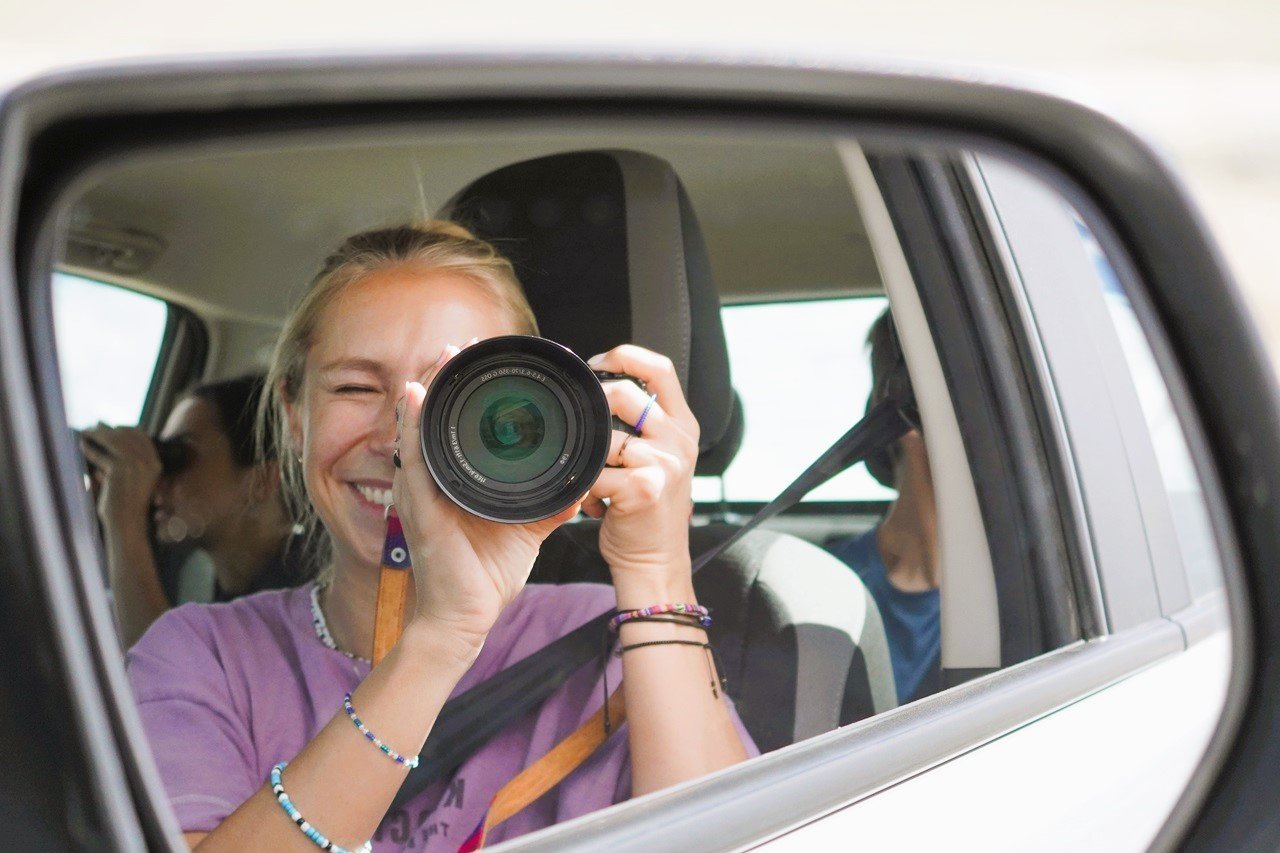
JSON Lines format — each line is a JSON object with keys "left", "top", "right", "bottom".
{"left": 343, "top": 693, "right": 419, "bottom": 769}
{"left": 270, "top": 762, "right": 372, "bottom": 853}
{"left": 609, "top": 603, "right": 711, "bottom": 631}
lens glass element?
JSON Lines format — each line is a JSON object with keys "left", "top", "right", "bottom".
{"left": 457, "top": 375, "right": 567, "bottom": 483}
{"left": 480, "top": 395, "right": 545, "bottom": 461}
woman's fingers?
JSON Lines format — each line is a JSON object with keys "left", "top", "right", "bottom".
{"left": 79, "top": 437, "right": 112, "bottom": 471}
{"left": 80, "top": 425, "right": 159, "bottom": 467}
{"left": 397, "top": 381, "right": 431, "bottom": 485}
{"left": 602, "top": 380, "right": 672, "bottom": 437}
{"left": 420, "top": 343, "right": 461, "bottom": 395}
{"left": 397, "top": 338, "right": 473, "bottom": 468}
{"left": 588, "top": 345, "right": 697, "bottom": 436}
{"left": 581, "top": 496, "right": 606, "bottom": 519}
{"left": 602, "top": 381, "right": 698, "bottom": 468}
{"left": 606, "top": 429, "right": 661, "bottom": 468}
{"left": 396, "top": 344, "right": 458, "bottom": 477}
{"left": 587, "top": 442, "right": 645, "bottom": 517}
{"left": 587, "top": 465, "right": 672, "bottom": 515}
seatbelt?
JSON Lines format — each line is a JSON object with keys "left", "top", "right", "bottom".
{"left": 385, "top": 396, "right": 918, "bottom": 814}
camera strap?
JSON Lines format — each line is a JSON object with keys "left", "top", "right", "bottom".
{"left": 371, "top": 510, "right": 412, "bottom": 665}
{"left": 388, "top": 396, "right": 918, "bottom": 814}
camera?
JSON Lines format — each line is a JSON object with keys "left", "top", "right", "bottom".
{"left": 78, "top": 431, "right": 190, "bottom": 477}
{"left": 419, "top": 335, "right": 634, "bottom": 523}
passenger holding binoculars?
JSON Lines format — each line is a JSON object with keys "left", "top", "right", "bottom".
{"left": 81, "top": 375, "right": 302, "bottom": 648}
{"left": 125, "top": 220, "right": 754, "bottom": 851}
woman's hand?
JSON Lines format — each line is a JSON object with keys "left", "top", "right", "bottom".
{"left": 583, "top": 345, "right": 701, "bottom": 600}
{"left": 79, "top": 424, "right": 162, "bottom": 533}
{"left": 394, "top": 343, "right": 581, "bottom": 648}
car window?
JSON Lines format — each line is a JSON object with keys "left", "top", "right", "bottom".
{"left": 1075, "top": 219, "right": 1225, "bottom": 599}
{"left": 52, "top": 271, "right": 169, "bottom": 429}
{"left": 692, "top": 296, "right": 897, "bottom": 504}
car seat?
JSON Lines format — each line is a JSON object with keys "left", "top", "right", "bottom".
{"left": 442, "top": 151, "right": 897, "bottom": 750}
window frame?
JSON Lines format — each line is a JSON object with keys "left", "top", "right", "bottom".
{"left": 138, "top": 298, "right": 209, "bottom": 432}
{"left": 970, "top": 153, "right": 1200, "bottom": 629}
{"left": 867, "top": 148, "right": 1083, "bottom": 670}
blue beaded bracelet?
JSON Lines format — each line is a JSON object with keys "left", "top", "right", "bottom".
{"left": 344, "top": 693, "right": 420, "bottom": 768}
{"left": 270, "top": 762, "right": 372, "bottom": 853}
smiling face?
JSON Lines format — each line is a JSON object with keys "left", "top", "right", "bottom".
{"left": 288, "top": 265, "right": 521, "bottom": 571}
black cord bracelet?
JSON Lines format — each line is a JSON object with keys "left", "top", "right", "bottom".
{"left": 599, "top": 621, "right": 725, "bottom": 735}
{"left": 617, "top": 638, "right": 711, "bottom": 654}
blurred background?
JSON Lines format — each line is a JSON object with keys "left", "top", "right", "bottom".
{"left": 3, "top": 0, "right": 1276, "bottom": 363}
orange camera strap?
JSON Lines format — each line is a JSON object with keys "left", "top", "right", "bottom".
{"left": 372, "top": 510, "right": 411, "bottom": 665}
{"left": 458, "top": 687, "right": 627, "bottom": 851}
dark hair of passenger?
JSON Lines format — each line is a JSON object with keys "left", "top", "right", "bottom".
{"left": 864, "top": 309, "right": 915, "bottom": 489}
{"left": 186, "top": 374, "right": 272, "bottom": 467}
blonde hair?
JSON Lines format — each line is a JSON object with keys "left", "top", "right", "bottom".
{"left": 258, "top": 219, "right": 539, "bottom": 568}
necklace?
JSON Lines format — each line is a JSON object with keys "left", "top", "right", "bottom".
{"left": 309, "top": 583, "right": 370, "bottom": 663}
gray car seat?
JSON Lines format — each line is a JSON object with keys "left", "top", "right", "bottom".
{"left": 443, "top": 150, "right": 897, "bottom": 751}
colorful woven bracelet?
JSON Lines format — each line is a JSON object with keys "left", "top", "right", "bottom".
{"left": 270, "top": 762, "right": 372, "bottom": 853}
{"left": 609, "top": 603, "right": 711, "bottom": 631}
{"left": 343, "top": 693, "right": 420, "bottom": 769}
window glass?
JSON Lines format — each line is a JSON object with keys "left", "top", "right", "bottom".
{"left": 52, "top": 272, "right": 169, "bottom": 429}
{"left": 1075, "top": 221, "right": 1225, "bottom": 598}
{"left": 693, "top": 296, "right": 897, "bottom": 504}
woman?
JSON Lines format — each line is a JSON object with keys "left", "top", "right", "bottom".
{"left": 127, "top": 220, "right": 755, "bottom": 851}
{"left": 83, "top": 375, "right": 301, "bottom": 648}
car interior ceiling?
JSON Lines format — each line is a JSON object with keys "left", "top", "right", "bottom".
{"left": 56, "top": 130, "right": 929, "bottom": 748}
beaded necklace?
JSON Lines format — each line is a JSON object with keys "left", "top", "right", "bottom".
{"left": 309, "top": 583, "right": 370, "bottom": 664}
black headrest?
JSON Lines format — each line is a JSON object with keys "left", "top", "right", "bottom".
{"left": 441, "top": 150, "right": 735, "bottom": 465}
{"left": 695, "top": 390, "right": 744, "bottom": 477}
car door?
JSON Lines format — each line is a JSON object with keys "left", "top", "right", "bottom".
{"left": 0, "top": 57, "right": 1272, "bottom": 851}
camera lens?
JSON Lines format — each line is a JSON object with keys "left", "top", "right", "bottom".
{"left": 460, "top": 377, "right": 566, "bottom": 482}
{"left": 420, "top": 335, "right": 612, "bottom": 523}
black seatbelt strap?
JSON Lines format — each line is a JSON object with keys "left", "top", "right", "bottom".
{"left": 692, "top": 398, "right": 917, "bottom": 571}
{"left": 389, "top": 397, "right": 917, "bottom": 810}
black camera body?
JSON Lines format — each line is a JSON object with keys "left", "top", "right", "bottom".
{"left": 419, "top": 335, "right": 634, "bottom": 523}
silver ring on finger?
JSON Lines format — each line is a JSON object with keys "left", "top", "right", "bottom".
{"left": 633, "top": 393, "right": 658, "bottom": 436}
{"left": 619, "top": 433, "right": 636, "bottom": 465}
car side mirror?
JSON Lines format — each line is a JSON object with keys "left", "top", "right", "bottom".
{"left": 0, "top": 57, "right": 1272, "bottom": 850}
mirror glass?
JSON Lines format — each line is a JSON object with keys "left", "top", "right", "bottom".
{"left": 47, "top": 122, "right": 1231, "bottom": 848}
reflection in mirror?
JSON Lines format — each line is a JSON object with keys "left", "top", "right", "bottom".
{"left": 47, "top": 125, "right": 1229, "bottom": 848}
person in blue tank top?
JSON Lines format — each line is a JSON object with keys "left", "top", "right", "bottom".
{"left": 827, "top": 310, "right": 940, "bottom": 705}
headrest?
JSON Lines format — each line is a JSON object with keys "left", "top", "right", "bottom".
{"left": 695, "top": 390, "right": 744, "bottom": 477}
{"left": 441, "top": 150, "right": 736, "bottom": 465}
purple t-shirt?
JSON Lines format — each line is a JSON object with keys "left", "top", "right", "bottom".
{"left": 127, "top": 581, "right": 757, "bottom": 850}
